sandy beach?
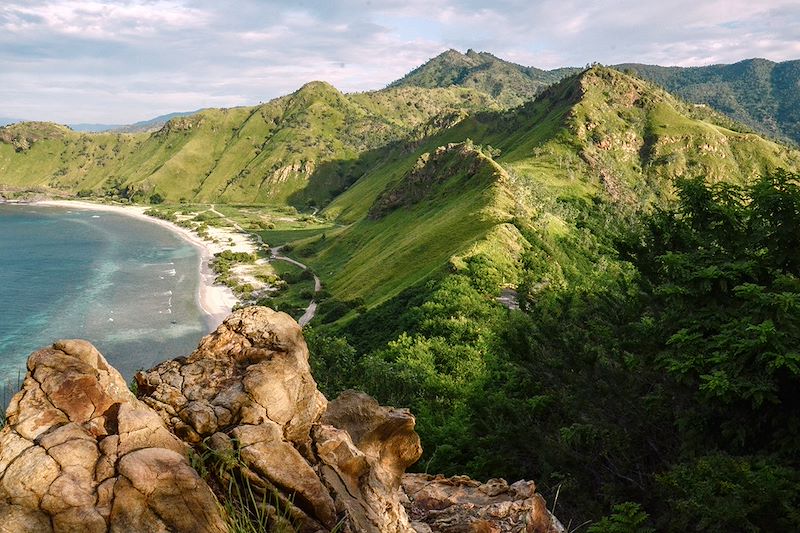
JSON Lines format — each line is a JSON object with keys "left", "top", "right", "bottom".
{"left": 35, "top": 200, "right": 252, "bottom": 329}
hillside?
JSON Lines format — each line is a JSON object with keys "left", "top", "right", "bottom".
{"left": 302, "top": 142, "right": 521, "bottom": 307}
{"left": 4, "top": 61, "right": 800, "bottom": 530}
{"left": 0, "top": 84, "right": 497, "bottom": 205}
{"left": 389, "top": 49, "right": 579, "bottom": 107}
{"left": 303, "top": 66, "right": 799, "bottom": 307}
{"left": 618, "top": 58, "right": 800, "bottom": 144}
{"left": 298, "top": 67, "right": 800, "bottom": 530}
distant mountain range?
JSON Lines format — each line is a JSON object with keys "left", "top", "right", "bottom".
{"left": 392, "top": 50, "right": 800, "bottom": 144}
{"left": 5, "top": 50, "right": 799, "bottom": 145}
{"left": 1, "top": 110, "right": 204, "bottom": 134}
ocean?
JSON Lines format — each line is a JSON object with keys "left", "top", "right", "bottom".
{"left": 0, "top": 204, "right": 209, "bottom": 395}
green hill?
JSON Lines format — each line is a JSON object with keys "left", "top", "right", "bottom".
{"left": 617, "top": 58, "right": 800, "bottom": 144}
{"left": 389, "top": 49, "right": 579, "bottom": 108}
{"left": 0, "top": 83, "right": 497, "bottom": 204}
{"left": 288, "top": 66, "right": 800, "bottom": 312}
{"left": 301, "top": 142, "right": 520, "bottom": 306}
{"left": 391, "top": 50, "right": 800, "bottom": 145}
{"left": 300, "top": 67, "right": 800, "bottom": 530}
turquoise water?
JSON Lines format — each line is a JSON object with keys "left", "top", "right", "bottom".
{"left": 0, "top": 204, "right": 209, "bottom": 391}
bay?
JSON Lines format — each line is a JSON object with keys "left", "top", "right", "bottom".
{"left": 0, "top": 204, "right": 208, "bottom": 396}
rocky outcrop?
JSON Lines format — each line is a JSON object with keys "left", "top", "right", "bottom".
{"left": 403, "top": 474, "right": 564, "bottom": 533}
{"left": 0, "top": 339, "right": 226, "bottom": 532}
{"left": 0, "top": 306, "right": 562, "bottom": 533}
{"left": 367, "top": 143, "right": 507, "bottom": 220}
{"left": 135, "top": 307, "right": 421, "bottom": 532}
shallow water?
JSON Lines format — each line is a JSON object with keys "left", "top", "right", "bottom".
{"left": 0, "top": 204, "right": 208, "bottom": 393}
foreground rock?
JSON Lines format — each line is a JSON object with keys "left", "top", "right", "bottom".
{"left": 136, "top": 306, "right": 421, "bottom": 532}
{"left": 0, "top": 339, "right": 226, "bottom": 532}
{"left": 0, "top": 306, "right": 562, "bottom": 532}
{"left": 403, "top": 474, "right": 564, "bottom": 533}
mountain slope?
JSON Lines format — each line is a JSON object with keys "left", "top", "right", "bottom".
{"left": 290, "top": 66, "right": 800, "bottom": 312}
{"left": 0, "top": 84, "right": 498, "bottom": 204}
{"left": 303, "top": 142, "right": 521, "bottom": 306}
{"left": 616, "top": 58, "right": 800, "bottom": 144}
{"left": 390, "top": 49, "right": 579, "bottom": 108}
{"left": 392, "top": 50, "right": 800, "bottom": 145}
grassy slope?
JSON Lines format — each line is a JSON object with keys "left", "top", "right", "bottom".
{"left": 617, "top": 58, "right": 800, "bottom": 144}
{"left": 300, "top": 67, "right": 800, "bottom": 309}
{"left": 303, "top": 143, "right": 517, "bottom": 306}
{"left": 0, "top": 84, "right": 497, "bottom": 205}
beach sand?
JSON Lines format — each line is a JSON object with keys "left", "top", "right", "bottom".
{"left": 35, "top": 200, "right": 252, "bottom": 329}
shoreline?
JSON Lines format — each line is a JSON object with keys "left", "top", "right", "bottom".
{"left": 33, "top": 199, "right": 242, "bottom": 330}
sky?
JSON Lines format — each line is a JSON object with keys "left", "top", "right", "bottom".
{"left": 1, "top": 0, "right": 799, "bottom": 124}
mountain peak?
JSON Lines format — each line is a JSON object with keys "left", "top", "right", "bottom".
{"left": 390, "top": 49, "right": 579, "bottom": 107}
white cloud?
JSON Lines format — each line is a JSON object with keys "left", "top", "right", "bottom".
{"left": 0, "top": 0, "right": 798, "bottom": 123}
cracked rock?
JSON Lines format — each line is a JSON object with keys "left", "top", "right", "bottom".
{"left": 0, "top": 339, "right": 226, "bottom": 533}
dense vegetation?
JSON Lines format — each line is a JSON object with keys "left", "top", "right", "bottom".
{"left": 308, "top": 170, "right": 800, "bottom": 530}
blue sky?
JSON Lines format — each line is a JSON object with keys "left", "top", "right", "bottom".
{"left": 1, "top": 0, "right": 799, "bottom": 123}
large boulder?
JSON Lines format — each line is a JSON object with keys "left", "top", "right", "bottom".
{"left": 0, "top": 339, "right": 226, "bottom": 533}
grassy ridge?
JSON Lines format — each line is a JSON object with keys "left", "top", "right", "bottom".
{"left": 279, "top": 67, "right": 800, "bottom": 310}
{"left": 302, "top": 143, "right": 518, "bottom": 306}
{"left": 0, "top": 84, "right": 497, "bottom": 205}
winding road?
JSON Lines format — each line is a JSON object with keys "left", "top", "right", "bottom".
{"left": 208, "top": 205, "right": 322, "bottom": 326}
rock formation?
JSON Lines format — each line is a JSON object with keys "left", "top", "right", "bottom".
{"left": 0, "top": 307, "right": 563, "bottom": 533}
{"left": 403, "top": 474, "right": 563, "bottom": 533}
{"left": 0, "top": 339, "right": 226, "bottom": 532}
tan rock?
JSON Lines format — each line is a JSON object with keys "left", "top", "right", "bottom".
{"left": 315, "top": 390, "right": 423, "bottom": 533}
{"left": 0, "top": 502, "right": 52, "bottom": 533}
{"left": 115, "top": 448, "right": 226, "bottom": 532}
{"left": 137, "top": 307, "right": 327, "bottom": 446}
{"left": 138, "top": 307, "right": 425, "bottom": 532}
{"left": 0, "top": 340, "right": 227, "bottom": 532}
{"left": 402, "top": 474, "right": 565, "bottom": 533}
{"left": 0, "top": 306, "right": 564, "bottom": 533}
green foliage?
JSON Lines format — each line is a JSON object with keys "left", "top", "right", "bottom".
{"left": 307, "top": 169, "right": 800, "bottom": 530}
{"left": 588, "top": 502, "right": 654, "bottom": 533}
{"left": 189, "top": 440, "right": 300, "bottom": 532}
{"left": 657, "top": 454, "right": 800, "bottom": 532}
{"left": 304, "top": 327, "right": 357, "bottom": 398}
{"left": 631, "top": 172, "right": 800, "bottom": 455}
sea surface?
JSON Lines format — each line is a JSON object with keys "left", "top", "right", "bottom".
{"left": 0, "top": 204, "right": 208, "bottom": 397}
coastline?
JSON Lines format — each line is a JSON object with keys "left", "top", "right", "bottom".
{"left": 34, "top": 199, "right": 243, "bottom": 330}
